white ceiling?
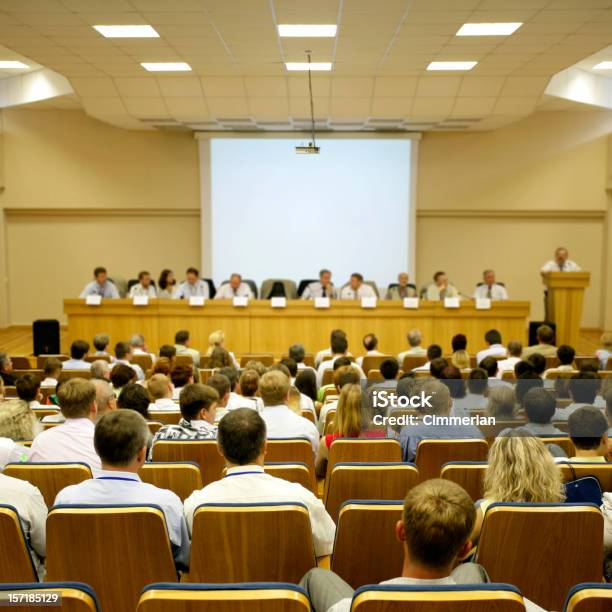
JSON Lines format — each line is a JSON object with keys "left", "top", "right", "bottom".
{"left": 1, "top": 0, "right": 612, "bottom": 131}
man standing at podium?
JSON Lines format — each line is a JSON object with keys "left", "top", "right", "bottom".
{"left": 540, "top": 247, "right": 581, "bottom": 273}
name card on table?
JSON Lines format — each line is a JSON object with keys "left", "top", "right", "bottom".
{"left": 271, "top": 297, "right": 287, "bottom": 308}
{"left": 314, "top": 297, "right": 330, "bottom": 309}
{"left": 403, "top": 297, "right": 419, "bottom": 309}
{"left": 85, "top": 295, "right": 102, "bottom": 306}
{"left": 189, "top": 296, "right": 205, "bottom": 307}
{"left": 361, "top": 297, "right": 377, "bottom": 309}
{"left": 444, "top": 297, "right": 460, "bottom": 309}
{"left": 475, "top": 298, "right": 492, "bottom": 310}
{"left": 133, "top": 295, "right": 149, "bottom": 306}
{"left": 233, "top": 296, "right": 249, "bottom": 307}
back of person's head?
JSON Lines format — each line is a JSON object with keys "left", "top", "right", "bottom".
{"left": 568, "top": 406, "right": 608, "bottom": 451}
{"left": 218, "top": 366, "right": 238, "bottom": 391}
{"left": 527, "top": 353, "right": 546, "bottom": 376}
{"left": 159, "top": 344, "right": 176, "bottom": 360}
{"left": 363, "top": 333, "right": 377, "bottom": 351}
{"left": 407, "top": 329, "right": 422, "bottom": 347}
{"left": 467, "top": 368, "right": 487, "bottom": 395}
{"left": 295, "top": 369, "right": 317, "bottom": 401}
{"left": 515, "top": 374, "right": 544, "bottom": 407}
{"left": 268, "top": 363, "right": 291, "bottom": 380}
{"left": 206, "top": 373, "right": 230, "bottom": 402}
{"left": 401, "top": 479, "right": 475, "bottom": 570}
{"left": 179, "top": 383, "right": 219, "bottom": 421}
{"left": 151, "top": 357, "right": 172, "bottom": 377}
{"left": 333, "top": 383, "right": 365, "bottom": 437}
{"left": 507, "top": 340, "right": 522, "bottom": 357}
{"left": 420, "top": 379, "right": 451, "bottom": 416}
{"left": 58, "top": 378, "right": 96, "bottom": 419}
{"left": 330, "top": 329, "right": 347, "bottom": 346}
{"left": 91, "top": 360, "right": 110, "bottom": 380}
{"left": 44, "top": 357, "right": 63, "bottom": 377}
{"left": 333, "top": 356, "right": 352, "bottom": 370}
{"left": 239, "top": 369, "right": 259, "bottom": 398}
{"left": 94, "top": 410, "right": 149, "bottom": 467}
{"left": 148, "top": 374, "right": 172, "bottom": 400}
{"left": 331, "top": 334, "right": 348, "bottom": 355}
{"left": 486, "top": 385, "right": 516, "bottom": 418}
{"left": 117, "top": 383, "right": 150, "bottom": 419}
{"left": 288, "top": 343, "right": 305, "bottom": 364}
{"left": 536, "top": 324, "right": 555, "bottom": 345}
{"left": 569, "top": 371, "right": 600, "bottom": 404}
{"left": 218, "top": 408, "right": 266, "bottom": 465}
{"left": 92, "top": 379, "right": 115, "bottom": 418}
{"left": 557, "top": 344, "right": 576, "bottom": 366}
{"left": 397, "top": 374, "right": 418, "bottom": 399}
{"left": 114, "top": 341, "right": 131, "bottom": 360}
{"left": 380, "top": 358, "right": 399, "bottom": 380}
{"left": 129, "top": 333, "right": 145, "bottom": 348}
{"left": 259, "top": 370, "right": 290, "bottom": 406}
{"left": 426, "top": 344, "right": 442, "bottom": 361}
{"left": 479, "top": 356, "right": 498, "bottom": 377}
{"left": 450, "top": 350, "right": 470, "bottom": 370}
{"left": 16, "top": 374, "right": 40, "bottom": 402}
{"left": 170, "top": 363, "right": 194, "bottom": 389}
{"left": 451, "top": 334, "right": 467, "bottom": 352}
{"left": 429, "top": 357, "right": 448, "bottom": 379}
{"left": 333, "top": 365, "right": 360, "bottom": 390}
{"left": 209, "top": 346, "right": 232, "bottom": 369}
{"left": 109, "top": 363, "right": 135, "bottom": 389}
{"left": 70, "top": 340, "right": 89, "bottom": 360}
{"left": 207, "top": 329, "right": 224, "bottom": 348}
{"left": 484, "top": 329, "right": 502, "bottom": 346}
{"left": 279, "top": 358, "right": 298, "bottom": 378}
{"left": 0, "top": 352, "right": 10, "bottom": 372}
{"left": 440, "top": 366, "right": 465, "bottom": 399}
{"left": 523, "top": 388, "right": 556, "bottom": 424}
{"left": 514, "top": 360, "right": 535, "bottom": 377}
{"left": 93, "top": 333, "right": 110, "bottom": 352}
{"left": 485, "top": 431, "right": 564, "bottom": 503}
{"left": 0, "top": 399, "right": 40, "bottom": 441}
{"left": 175, "top": 330, "right": 189, "bottom": 345}
{"left": 244, "top": 360, "right": 267, "bottom": 377}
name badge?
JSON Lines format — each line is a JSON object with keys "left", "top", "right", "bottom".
{"left": 315, "top": 297, "right": 330, "bottom": 309}
{"left": 133, "top": 295, "right": 149, "bottom": 306}
{"left": 403, "top": 297, "right": 419, "bottom": 309}
{"left": 85, "top": 295, "right": 102, "bottom": 306}
{"left": 475, "top": 298, "right": 491, "bottom": 310}
{"left": 271, "top": 297, "right": 286, "bottom": 308}
{"left": 233, "top": 296, "right": 248, "bottom": 307}
{"left": 444, "top": 297, "right": 460, "bottom": 309}
{"left": 189, "top": 296, "right": 205, "bottom": 306}
{"left": 361, "top": 297, "right": 377, "bottom": 309}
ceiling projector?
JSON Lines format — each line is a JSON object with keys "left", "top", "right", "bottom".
{"left": 295, "top": 142, "right": 320, "bottom": 154}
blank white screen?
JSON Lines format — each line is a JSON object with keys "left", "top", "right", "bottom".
{"left": 207, "top": 137, "right": 413, "bottom": 289}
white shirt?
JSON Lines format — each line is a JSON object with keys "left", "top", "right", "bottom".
{"left": 215, "top": 282, "right": 254, "bottom": 299}
{"left": 133, "top": 347, "right": 156, "bottom": 363}
{"left": 540, "top": 259, "right": 581, "bottom": 273}
{"left": 41, "top": 412, "right": 65, "bottom": 424}
{"left": 497, "top": 356, "right": 520, "bottom": 372}
{"left": 115, "top": 359, "right": 145, "bottom": 381}
{"left": 316, "top": 358, "right": 366, "bottom": 388}
{"left": 476, "top": 344, "right": 507, "bottom": 366}
{"left": 226, "top": 392, "right": 263, "bottom": 413}
{"left": 261, "top": 405, "right": 319, "bottom": 453}
{"left": 183, "top": 464, "right": 335, "bottom": 556}
{"left": 398, "top": 347, "right": 427, "bottom": 363}
{"left": 55, "top": 469, "right": 190, "bottom": 567}
{"left": 30, "top": 418, "right": 102, "bottom": 476}
{"left": 173, "top": 280, "right": 209, "bottom": 299}
{"left": 79, "top": 280, "right": 119, "bottom": 299}
{"left": 61, "top": 358, "right": 91, "bottom": 371}
{"left": 356, "top": 350, "right": 384, "bottom": 367}
{"left": 40, "top": 377, "right": 59, "bottom": 388}
{"left": 411, "top": 361, "right": 431, "bottom": 372}
{"left": 149, "top": 398, "right": 179, "bottom": 412}
{"left": 0, "top": 437, "right": 31, "bottom": 469}
{"left": 424, "top": 283, "right": 459, "bottom": 300}
{"left": 302, "top": 282, "right": 338, "bottom": 300}
{"left": 129, "top": 283, "right": 157, "bottom": 298}
{"left": 339, "top": 284, "right": 376, "bottom": 300}
{"left": 473, "top": 283, "right": 508, "bottom": 300}
{"left": 175, "top": 344, "right": 200, "bottom": 368}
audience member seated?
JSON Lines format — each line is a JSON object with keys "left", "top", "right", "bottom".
{"left": 440, "top": 366, "right": 467, "bottom": 416}
{"left": 55, "top": 410, "right": 189, "bottom": 569}
{"left": 318, "top": 366, "right": 361, "bottom": 433}
{"left": 497, "top": 340, "right": 523, "bottom": 373}
{"left": 110, "top": 363, "right": 136, "bottom": 396}
{"left": 183, "top": 408, "right": 335, "bottom": 555}
{"left": 412, "top": 344, "right": 443, "bottom": 372}
{"left": 565, "top": 406, "right": 609, "bottom": 462}
{"left": 63, "top": 340, "right": 92, "bottom": 371}
{"left": 259, "top": 370, "right": 319, "bottom": 452}
{"left": 515, "top": 373, "right": 544, "bottom": 409}
{"left": 473, "top": 269, "right": 508, "bottom": 301}
{"left": 0, "top": 352, "right": 16, "bottom": 385}
{"left": 527, "top": 353, "right": 547, "bottom": 378}
{"left": 147, "top": 374, "right": 177, "bottom": 412}
{"left": 159, "top": 344, "right": 177, "bottom": 363}
{"left": 0, "top": 398, "right": 40, "bottom": 443}
{"left": 79, "top": 266, "right": 119, "bottom": 299}
{"left": 316, "top": 333, "right": 365, "bottom": 388}
{"left": 315, "top": 329, "right": 352, "bottom": 368}
{"left": 174, "top": 329, "right": 200, "bottom": 368}
{"left": 502, "top": 388, "right": 563, "bottom": 437}
{"left": 170, "top": 364, "right": 195, "bottom": 400}
{"left": 206, "top": 373, "right": 230, "bottom": 421}
{"left": 41, "top": 357, "right": 63, "bottom": 388}
{"left": 16, "top": 374, "right": 43, "bottom": 409}
{"left": 450, "top": 334, "right": 470, "bottom": 369}
{"left": 300, "top": 480, "right": 490, "bottom": 612}
{"left": 158, "top": 268, "right": 177, "bottom": 299}
{"left": 545, "top": 344, "right": 576, "bottom": 379}
{"left": 452, "top": 369, "right": 488, "bottom": 415}
{"left": 218, "top": 366, "right": 243, "bottom": 410}
{"left": 114, "top": 341, "right": 145, "bottom": 381}
{"left": 278, "top": 359, "right": 316, "bottom": 415}
{"left": 30, "top": 378, "right": 102, "bottom": 475}
{"left": 117, "top": 383, "right": 151, "bottom": 420}
{"left": 399, "top": 379, "right": 484, "bottom": 462}
{"left": 339, "top": 272, "right": 376, "bottom": 300}
{"left": 553, "top": 371, "right": 601, "bottom": 421}
{"left": 205, "top": 330, "right": 239, "bottom": 369}
{"left": 386, "top": 272, "right": 417, "bottom": 299}
{"left": 302, "top": 268, "right": 338, "bottom": 300}
{"left": 173, "top": 266, "right": 209, "bottom": 300}
{"left": 92, "top": 379, "right": 117, "bottom": 421}
{"left": 289, "top": 343, "right": 315, "bottom": 373}
{"left": 476, "top": 329, "right": 506, "bottom": 364}
{"left": 429, "top": 357, "right": 448, "bottom": 380}
{"left": 92, "top": 333, "right": 114, "bottom": 362}
{"left": 424, "top": 271, "right": 459, "bottom": 301}
{"left": 209, "top": 346, "right": 233, "bottom": 369}
{"left": 296, "top": 369, "right": 317, "bottom": 407}
{"left": 215, "top": 272, "right": 254, "bottom": 299}
{"left": 128, "top": 270, "right": 157, "bottom": 298}
{"left": 356, "top": 333, "right": 384, "bottom": 367}
{"left": 150, "top": 356, "right": 172, "bottom": 378}
{"left": 485, "top": 385, "right": 517, "bottom": 420}
{"left": 596, "top": 331, "right": 612, "bottom": 370}
{"left": 523, "top": 324, "right": 557, "bottom": 358}
{"left": 129, "top": 333, "right": 156, "bottom": 363}
{"left": 229, "top": 369, "right": 263, "bottom": 412}
{"left": 478, "top": 356, "right": 508, "bottom": 387}
{"left": 398, "top": 328, "right": 427, "bottom": 362}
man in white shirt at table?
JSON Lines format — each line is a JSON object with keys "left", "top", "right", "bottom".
{"left": 473, "top": 269, "right": 508, "bottom": 301}
{"left": 128, "top": 270, "right": 157, "bottom": 298}
{"left": 540, "top": 246, "right": 581, "bottom": 273}
{"left": 79, "top": 266, "right": 119, "bottom": 299}
{"left": 55, "top": 409, "right": 190, "bottom": 569}
{"left": 30, "top": 378, "right": 102, "bottom": 475}
{"left": 339, "top": 273, "right": 376, "bottom": 300}
{"left": 259, "top": 370, "right": 319, "bottom": 452}
{"left": 424, "top": 271, "right": 459, "bottom": 301}
{"left": 385, "top": 272, "right": 417, "bottom": 300}
{"left": 302, "top": 269, "right": 338, "bottom": 300}
{"left": 215, "top": 273, "right": 254, "bottom": 299}
{"left": 183, "top": 408, "right": 335, "bottom": 557}
{"left": 173, "top": 267, "right": 209, "bottom": 300}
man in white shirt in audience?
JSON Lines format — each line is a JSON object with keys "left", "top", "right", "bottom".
{"left": 79, "top": 266, "right": 119, "bottom": 299}
{"left": 260, "top": 370, "right": 319, "bottom": 452}
{"left": 315, "top": 329, "right": 352, "bottom": 368}
{"left": 215, "top": 273, "right": 254, "bottom": 299}
{"left": 424, "top": 271, "right": 459, "bottom": 301}
{"left": 55, "top": 409, "right": 190, "bottom": 569}
{"left": 339, "top": 273, "right": 376, "bottom": 300}
{"left": 497, "top": 341, "right": 523, "bottom": 374}
{"left": 398, "top": 329, "right": 427, "bottom": 363}
{"left": 540, "top": 246, "right": 581, "bottom": 273}
{"left": 473, "top": 269, "right": 508, "bottom": 301}
{"left": 129, "top": 333, "right": 156, "bottom": 365}
{"left": 62, "top": 340, "right": 92, "bottom": 371}
{"left": 128, "top": 270, "right": 157, "bottom": 298}
{"left": 302, "top": 269, "right": 338, "bottom": 300}
{"left": 553, "top": 372, "right": 601, "bottom": 421}
{"left": 174, "top": 329, "right": 200, "bottom": 368}
{"left": 356, "top": 333, "right": 384, "bottom": 367}
{"left": 411, "top": 344, "right": 442, "bottom": 373}
{"left": 90, "top": 359, "right": 111, "bottom": 381}
{"left": 476, "top": 329, "right": 507, "bottom": 365}
{"left": 289, "top": 344, "right": 316, "bottom": 373}
{"left": 147, "top": 374, "right": 177, "bottom": 412}
{"left": 385, "top": 272, "right": 417, "bottom": 300}
{"left": 173, "top": 267, "right": 209, "bottom": 300}
{"left": 114, "top": 341, "right": 145, "bottom": 381}
{"left": 92, "top": 333, "right": 115, "bottom": 362}
{"left": 316, "top": 335, "right": 366, "bottom": 388}
{"left": 184, "top": 408, "right": 335, "bottom": 556}
{"left": 30, "top": 378, "right": 102, "bottom": 475}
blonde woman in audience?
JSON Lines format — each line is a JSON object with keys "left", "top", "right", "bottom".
{"left": 485, "top": 385, "right": 518, "bottom": 419}
{"left": 470, "top": 431, "right": 565, "bottom": 544}
{"left": 597, "top": 332, "right": 612, "bottom": 370}
{"left": 0, "top": 398, "right": 41, "bottom": 442}
{"left": 451, "top": 350, "right": 471, "bottom": 370}
{"left": 205, "top": 330, "right": 240, "bottom": 369}
{"left": 287, "top": 386, "right": 302, "bottom": 415}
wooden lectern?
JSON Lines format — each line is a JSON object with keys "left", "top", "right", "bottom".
{"left": 542, "top": 271, "right": 590, "bottom": 347}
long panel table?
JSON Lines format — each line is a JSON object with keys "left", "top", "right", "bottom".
{"left": 64, "top": 299, "right": 531, "bottom": 357}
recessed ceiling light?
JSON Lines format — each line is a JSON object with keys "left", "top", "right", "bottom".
{"left": 427, "top": 61, "right": 477, "bottom": 71}
{"left": 456, "top": 22, "right": 522, "bottom": 36}
{"left": 286, "top": 62, "right": 332, "bottom": 71}
{"left": 93, "top": 25, "right": 159, "bottom": 38}
{"left": 278, "top": 24, "right": 337, "bottom": 37}
{"left": 593, "top": 61, "right": 612, "bottom": 70}
{"left": 141, "top": 62, "right": 191, "bottom": 72}
{"left": 0, "top": 61, "right": 29, "bottom": 69}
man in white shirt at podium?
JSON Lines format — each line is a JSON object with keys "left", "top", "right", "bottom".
{"left": 339, "top": 273, "right": 376, "bottom": 300}
{"left": 473, "top": 269, "right": 508, "bottom": 301}
{"left": 215, "top": 273, "right": 254, "bottom": 299}
{"left": 540, "top": 247, "right": 581, "bottom": 273}
{"left": 302, "top": 269, "right": 338, "bottom": 300}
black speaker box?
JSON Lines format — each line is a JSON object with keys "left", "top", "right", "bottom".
{"left": 33, "top": 319, "right": 60, "bottom": 356}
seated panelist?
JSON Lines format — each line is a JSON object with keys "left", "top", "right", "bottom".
{"left": 173, "top": 267, "right": 209, "bottom": 299}
{"left": 129, "top": 270, "right": 157, "bottom": 298}
{"left": 424, "top": 271, "right": 459, "bottom": 301}
{"left": 215, "top": 273, "right": 254, "bottom": 299}
{"left": 339, "top": 273, "right": 376, "bottom": 300}
{"left": 386, "top": 272, "right": 416, "bottom": 299}
{"left": 302, "top": 268, "right": 338, "bottom": 299}
{"left": 79, "top": 266, "right": 119, "bottom": 299}
{"left": 472, "top": 269, "right": 508, "bottom": 300}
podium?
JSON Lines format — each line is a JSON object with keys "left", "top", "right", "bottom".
{"left": 542, "top": 272, "right": 590, "bottom": 347}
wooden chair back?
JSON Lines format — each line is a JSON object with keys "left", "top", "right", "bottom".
{"left": 564, "top": 583, "right": 612, "bottom": 612}
{"left": 152, "top": 440, "right": 225, "bottom": 486}
{"left": 402, "top": 355, "right": 427, "bottom": 371}
{"left": 3, "top": 386, "right": 17, "bottom": 398}
{"left": 440, "top": 461, "right": 487, "bottom": 501}
{"left": 361, "top": 355, "right": 395, "bottom": 375}
{"left": 13, "top": 368, "right": 43, "bottom": 379}
{"left": 147, "top": 421, "right": 163, "bottom": 435}
{"left": 86, "top": 354, "right": 110, "bottom": 363}
{"left": 322, "top": 369, "right": 335, "bottom": 386}
{"left": 32, "top": 408, "right": 61, "bottom": 420}
{"left": 199, "top": 368, "right": 214, "bottom": 383}
{"left": 538, "top": 436, "right": 575, "bottom": 456}
{"left": 0, "top": 583, "right": 100, "bottom": 612}
{"left": 10, "top": 356, "right": 33, "bottom": 370}
{"left": 415, "top": 439, "right": 489, "bottom": 481}
{"left": 300, "top": 410, "right": 315, "bottom": 424}
{"left": 59, "top": 370, "right": 91, "bottom": 381}
{"left": 36, "top": 355, "right": 69, "bottom": 369}
{"left": 0, "top": 505, "right": 38, "bottom": 582}
{"left": 132, "top": 354, "right": 153, "bottom": 371}
{"left": 558, "top": 462, "right": 612, "bottom": 491}
{"left": 140, "top": 462, "right": 203, "bottom": 501}
{"left": 367, "top": 369, "right": 383, "bottom": 382}
{"left": 151, "top": 411, "right": 181, "bottom": 425}
{"left": 174, "top": 355, "right": 193, "bottom": 368}
{"left": 265, "top": 439, "right": 316, "bottom": 488}
{"left": 264, "top": 462, "right": 314, "bottom": 492}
